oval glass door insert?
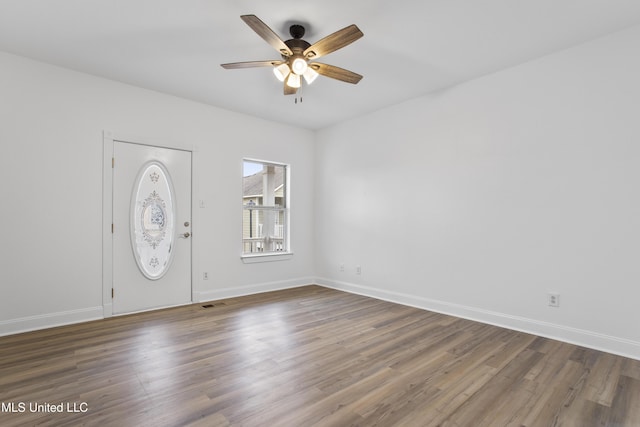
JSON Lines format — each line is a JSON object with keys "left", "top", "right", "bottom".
{"left": 130, "top": 161, "right": 175, "bottom": 280}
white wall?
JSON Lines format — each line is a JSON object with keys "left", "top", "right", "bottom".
{"left": 315, "top": 25, "right": 640, "bottom": 359}
{"left": 0, "top": 52, "right": 315, "bottom": 334}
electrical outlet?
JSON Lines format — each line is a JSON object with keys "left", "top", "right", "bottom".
{"left": 548, "top": 293, "right": 560, "bottom": 307}
{"left": 339, "top": 264, "right": 345, "bottom": 272}
{"left": 356, "top": 265, "right": 361, "bottom": 275}
{"left": 203, "top": 272, "right": 209, "bottom": 280}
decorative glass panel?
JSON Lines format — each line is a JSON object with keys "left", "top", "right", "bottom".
{"left": 131, "top": 162, "right": 175, "bottom": 279}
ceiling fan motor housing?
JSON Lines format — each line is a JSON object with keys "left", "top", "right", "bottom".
{"left": 283, "top": 37, "right": 312, "bottom": 76}
{"left": 284, "top": 38, "right": 311, "bottom": 57}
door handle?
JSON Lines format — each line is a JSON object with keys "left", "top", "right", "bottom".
{"left": 181, "top": 232, "right": 191, "bottom": 238}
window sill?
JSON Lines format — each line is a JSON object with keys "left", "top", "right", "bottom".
{"left": 241, "top": 252, "right": 293, "bottom": 264}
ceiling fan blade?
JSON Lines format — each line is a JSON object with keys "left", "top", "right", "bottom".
{"left": 284, "top": 82, "right": 297, "bottom": 95}
{"left": 221, "top": 60, "right": 283, "bottom": 69}
{"left": 311, "top": 63, "right": 363, "bottom": 84}
{"left": 304, "top": 25, "right": 363, "bottom": 59}
{"left": 241, "top": 15, "right": 293, "bottom": 57}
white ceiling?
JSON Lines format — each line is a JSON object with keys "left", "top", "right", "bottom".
{"left": 2, "top": 1, "right": 640, "bottom": 130}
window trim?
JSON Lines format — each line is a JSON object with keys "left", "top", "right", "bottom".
{"left": 241, "top": 158, "right": 292, "bottom": 262}
{"left": 241, "top": 252, "right": 294, "bottom": 263}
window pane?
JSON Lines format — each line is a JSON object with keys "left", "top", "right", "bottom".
{"left": 243, "top": 160, "right": 288, "bottom": 255}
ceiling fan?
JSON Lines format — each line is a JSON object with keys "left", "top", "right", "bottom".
{"left": 221, "top": 15, "right": 363, "bottom": 96}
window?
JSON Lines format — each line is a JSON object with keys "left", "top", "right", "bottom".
{"left": 242, "top": 160, "right": 289, "bottom": 257}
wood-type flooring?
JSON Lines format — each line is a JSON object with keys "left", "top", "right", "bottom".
{"left": 1, "top": 285, "right": 639, "bottom": 426}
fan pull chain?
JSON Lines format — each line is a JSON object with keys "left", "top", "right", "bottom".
{"left": 295, "top": 83, "right": 304, "bottom": 104}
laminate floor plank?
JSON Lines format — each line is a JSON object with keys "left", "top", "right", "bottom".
{"left": 609, "top": 375, "right": 640, "bottom": 426}
{"left": 581, "top": 352, "right": 624, "bottom": 406}
{"left": 1, "top": 285, "right": 639, "bottom": 426}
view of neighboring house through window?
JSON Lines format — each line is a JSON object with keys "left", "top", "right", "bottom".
{"left": 242, "top": 160, "right": 289, "bottom": 255}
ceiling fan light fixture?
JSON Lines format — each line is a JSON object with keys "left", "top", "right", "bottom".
{"left": 286, "top": 73, "right": 301, "bottom": 88}
{"left": 222, "top": 15, "right": 364, "bottom": 96}
{"left": 273, "top": 63, "right": 290, "bottom": 82}
{"left": 303, "top": 67, "right": 319, "bottom": 84}
{"left": 291, "top": 57, "right": 308, "bottom": 75}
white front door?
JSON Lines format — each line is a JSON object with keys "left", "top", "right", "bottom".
{"left": 112, "top": 141, "right": 192, "bottom": 314}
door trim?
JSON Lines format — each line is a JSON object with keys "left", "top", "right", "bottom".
{"left": 102, "top": 131, "right": 196, "bottom": 318}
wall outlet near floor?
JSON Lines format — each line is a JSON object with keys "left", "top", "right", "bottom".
{"left": 548, "top": 293, "right": 560, "bottom": 307}
{"left": 203, "top": 272, "right": 209, "bottom": 280}
{"left": 339, "top": 264, "right": 345, "bottom": 272}
{"left": 356, "top": 265, "right": 361, "bottom": 275}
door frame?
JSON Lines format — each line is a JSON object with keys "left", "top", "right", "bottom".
{"left": 102, "top": 131, "right": 197, "bottom": 317}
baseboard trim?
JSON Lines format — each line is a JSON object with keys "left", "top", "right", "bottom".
{"left": 197, "top": 277, "right": 316, "bottom": 303}
{"left": 316, "top": 278, "right": 640, "bottom": 361}
{"left": 0, "top": 306, "right": 104, "bottom": 337}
